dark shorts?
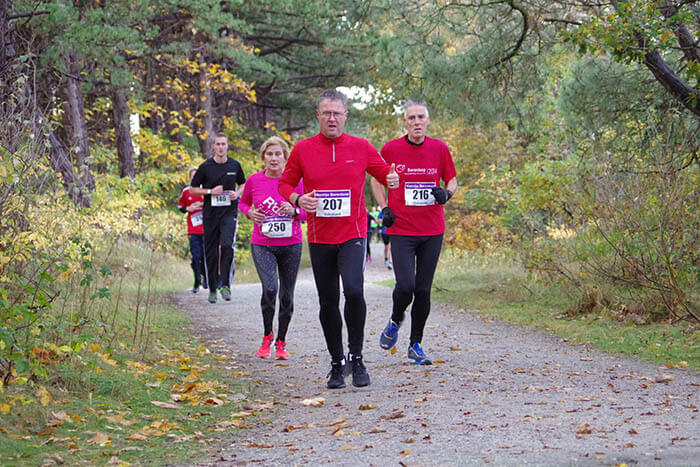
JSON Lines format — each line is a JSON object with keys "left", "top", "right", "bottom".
{"left": 381, "top": 232, "right": 391, "bottom": 245}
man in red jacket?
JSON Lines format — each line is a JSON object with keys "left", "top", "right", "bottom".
{"left": 371, "top": 100, "right": 458, "bottom": 366}
{"left": 279, "top": 89, "right": 400, "bottom": 389}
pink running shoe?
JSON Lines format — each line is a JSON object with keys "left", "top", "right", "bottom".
{"left": 256, "top": 333, "right": 274, "bottom": 358}
{"left": 275, "top": 340, "right": 289, "bottom": 360}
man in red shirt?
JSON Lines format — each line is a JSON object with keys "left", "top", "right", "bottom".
{"left": 279, "top": 89, "right": 400, "bottom": 389}
{"left": 178, "top": 168, "right": 206, "bottom": 293}
{"left": 371, "top": 100, "right": 458, "bottom": 365}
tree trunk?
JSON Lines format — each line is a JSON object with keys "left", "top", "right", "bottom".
{"left": 642, "top": 48, "right": 700, "bottom": 118}
{"left": 165, "top": 93, "right": 183, "bottom": 144}
{"left": 62, "top": 48, "right": 95, "bottom": 191}
{"left": 48, "top": 129, "right": 90, "bottom": 208}
{"left": 111, "top": 85, "right": 135, "bottom": 178}
{"left": 0, "top": 0, "right": 9, "bottom": 72}
{"left": 197, "top": 57, "right": 214, "bottom": 157}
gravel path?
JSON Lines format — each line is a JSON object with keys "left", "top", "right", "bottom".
{"left": 174, "top": 243, "right": 700, "bottom": 466}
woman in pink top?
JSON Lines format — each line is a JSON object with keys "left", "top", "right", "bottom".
{"left": 239, "top": 136, "right": 306, "bottom": 360}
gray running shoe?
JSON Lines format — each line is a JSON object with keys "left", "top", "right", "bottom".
{"left": 208, "top": 291, "right": 217, "bottom": 303}
{"left": 220, "top": 286, "right": 231, "bottom": 301}
{"left": 407, "top": 342, "right": 432, "bottom": 365}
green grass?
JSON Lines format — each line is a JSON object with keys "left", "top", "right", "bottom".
{"left": 0, "top": 242, "right": 258, "bottom": 465}
{"left": 410, "top": 249, "right": 700, "bottom": 371}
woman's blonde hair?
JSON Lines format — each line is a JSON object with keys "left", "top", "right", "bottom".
{"left": 259, "top": 136, "right": 290, "bottom": 161}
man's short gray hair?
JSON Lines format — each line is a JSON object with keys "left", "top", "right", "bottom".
{"left": 403, "top": 100, "right": 429, "bottom": 118}
{"left": 317, "top": 89, "right": 348, "bottom": 110}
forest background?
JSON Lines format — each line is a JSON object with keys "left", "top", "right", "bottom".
{"left": 0, "top": 0, "right": 698, "bottom": 463}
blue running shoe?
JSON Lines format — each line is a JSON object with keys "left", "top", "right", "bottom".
{"left": 379, "top": 320, "right": 400, "bottom": 349}
{"left": 407, "top": 342, "right": 432, "bottom": 365}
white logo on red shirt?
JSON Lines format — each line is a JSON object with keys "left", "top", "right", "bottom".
{"left": 406, "top": 168, "right": 427, "bottom": 174}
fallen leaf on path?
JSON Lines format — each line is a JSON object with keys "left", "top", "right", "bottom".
{"left": 400, "top": 450, "right": 412, "bottom": 455}
{"left": 368, "top": 428, "right": 386, "bottom": 434}
{"left": 301, "top": 397, "right": 325, "bottom": 407}
{"left": 655, "top": 374, "right": 674, "bottom": 383}
{"left": 580, "top": 357, "right": 592, "bottom": 361}
{"left": 359, "top": 404, "right": 377, "bottom": 410}
{"left": 216, "top": 420, "right": 245, "bottom": 428}
{"left": 247, "top": 401, "right": 275, "bottom": 410}
{"left": 340, "top": 445, "right": 359, "bottom": 450}
{"left": 152, "top": 401, "right": 179, "bottom": 409}
{"left": 390, "top": 346, "right": 397, "bottom": 355}
{"left": 449, "top": 346, "right": 461, "bottom": 351}
{"left": 282, "top": 424, "right": 308, "bottom": 432}
{"left": 380, "top": 411, "right": 405, "bottom": 420}
{"left": 128, "top": 432, "right": 148, "bottom": 441}
{"left": 433, "top": 360, "right": 445, "bottom": 364}
{"left": 244, "top": 442, "right": 273, "bottom": 448}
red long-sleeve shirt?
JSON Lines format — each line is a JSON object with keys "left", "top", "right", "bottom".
{"left": 279, "top": 132, "right": 390, "bottom": 244}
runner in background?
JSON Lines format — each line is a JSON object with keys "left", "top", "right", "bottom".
{"left": 190, "top": 134, "right": 246, "bottom": 304}
{"left": 371, "top": 99, "right": 458, "bottom": 365}
{"left": 178, "top": 168, "right": 206, "bottom": 293}
{"left": 239, "top": 136, "right": 306, "bottom": 360}
{"left": 366, "top": 211, "right": 375, "bottom": 263}
{"left": 278, "top": 89, "right": 400, "bottom": 389}
{"left": 377, "top": 209, "right": 393, "bottom": 270}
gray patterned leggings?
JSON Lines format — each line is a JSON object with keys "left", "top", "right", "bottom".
{"left": 251, "top": 243, "right": 302, "bottom": 341}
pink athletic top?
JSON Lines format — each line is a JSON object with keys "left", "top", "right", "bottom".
{"left": 278, "top": 132, "right": 390, "bottom": 244}
{"left": 240, "top": 170, "right": 306, "bottom": 246}
{"left": 382, "top": 136, "right": 457, "bottom": 236}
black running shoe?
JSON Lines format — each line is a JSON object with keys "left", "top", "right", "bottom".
{"left": 347, "top": 354, "right": 370, "bottom": 387}
{"left": 326, "top": 360, "right": 346, "bottom": 389}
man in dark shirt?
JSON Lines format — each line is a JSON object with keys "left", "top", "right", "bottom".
{"left": 190, "top": 134, "right": 246, "bottom": 303}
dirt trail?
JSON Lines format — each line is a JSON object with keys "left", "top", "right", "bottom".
{"left": 173, "top": 243, "right": 700, "bottom": 466}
